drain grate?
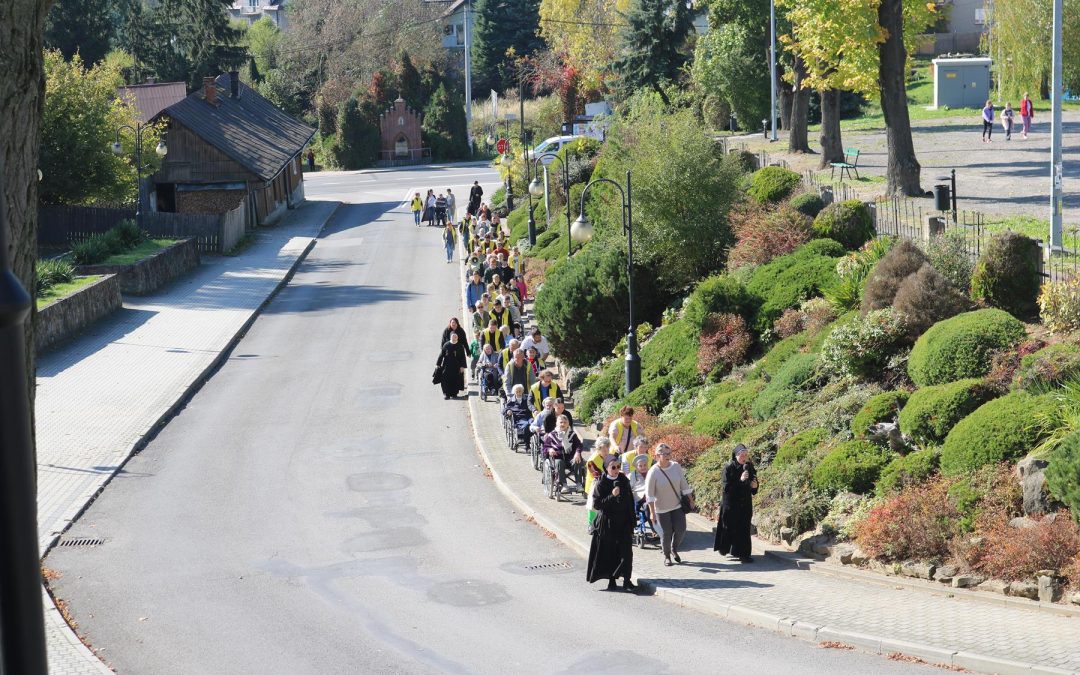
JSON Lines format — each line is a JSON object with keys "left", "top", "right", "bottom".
{"left": 58, "top": 537, "right": 104, "bottom": 548}
{"left": 524, "top": 561, "right": 574, "bottom": 572}
{"left": 500, "top": 559, "right": 576, "bottom": 575}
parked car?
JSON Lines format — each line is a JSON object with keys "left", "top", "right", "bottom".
{"left": 529, "top": 135, "right": 587, "bottom": 159}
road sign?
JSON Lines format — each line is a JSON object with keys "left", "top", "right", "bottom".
{"left": 496, "top": 138, "right": 509, "bottom": 154}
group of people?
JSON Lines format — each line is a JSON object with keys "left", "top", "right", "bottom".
{"left": 981, "top": 93, "right": 1035, "bottom": 143}
{"left": 431, "top": 181, "right": 760, "bottom": 594}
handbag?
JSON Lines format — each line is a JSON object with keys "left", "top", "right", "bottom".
{"left": 432, "top": 365, "right": 442, "bottom": 385}
{"left": 659, "top": 465, "right": 695, "bottom": 514}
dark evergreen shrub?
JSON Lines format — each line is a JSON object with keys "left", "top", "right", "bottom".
{"left": 861, "top": 239, "right": 929, "bottom": 313}
{"left": 970, "top": 231, "right": 1041, "bottom": 318}
{"left": 811, "top": 199, "right": 874, "bottom": 249}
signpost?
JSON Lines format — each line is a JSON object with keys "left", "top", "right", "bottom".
{"left": 496, "top": 138, "right": 509, "bottom": 155}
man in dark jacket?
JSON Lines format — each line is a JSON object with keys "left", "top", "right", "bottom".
{"left": 468, "top": 181, "right": 484, "bottom": 216}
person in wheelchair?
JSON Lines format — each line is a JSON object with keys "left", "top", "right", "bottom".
{"left": 542, "top": 414, "right": 584, "bottom": 494}
{"left": 629, "top": 454, "right": 656, "bottom": 541}
{"left": 476, "top": 343, "right": 502, "bottom": 394}
{"left": 530, "top": 397, "right": 556, "bottom": 437}
{"left": 503, "top": 383, "right": 534, "bottom": 443}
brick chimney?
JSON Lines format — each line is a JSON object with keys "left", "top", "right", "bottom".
{"left": 229, "top": 70, "right": 240, "bottom": 99}
{"left": 203, "top": 76, "right": 217, "bottom": 105}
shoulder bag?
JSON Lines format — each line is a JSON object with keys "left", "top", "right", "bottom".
{"left": 659, "top": 465, "right": 695, "bottom": 514}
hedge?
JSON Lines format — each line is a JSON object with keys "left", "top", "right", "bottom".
{"left": 851, "top": 390, "right": 910, "bottom": 439}
{"left": 790, "top": 192, "right": 826, "bottom": 218}
{"left": 940, "top": 392, "right": 1054, "bottom": 475}
{"left": 752, "top": 351, "right": 819, "bottom": 421}
{"left": 811, "top": 440, "right": 893, "bottom": 495}
{"left": 684, "top": 274, "right": 753, "bottom": 334}
{"left": 774, "top": 428, "right": 829, "bottom": 467}
{"left": 746, "top": 239, "right": 845, "bottom": 333}
{"left": 578, "top": 358, "right": 622, "bottom": 421}
{"left": 691, "top": 380, "right": 765, "bottom": 439}
{"left": 970, "top": 231, "right": 1041, "bottom": 319}
{"left": 876, "top": 448, "right": 940, "bottom": 495}
{"left": 1046, "top": 432, "right": 1080, "bottom": 519}
{"left": 907, "top": 309, "right": 1026, "bottom": 386}
{"left": 747, "top": 166, "right": 802, "bottom": 204}
{"left": 811, "top": 199, "right": 874, "bottom": 250}
{"left": 898, "top": 379, "right": 996, "bottom": 446}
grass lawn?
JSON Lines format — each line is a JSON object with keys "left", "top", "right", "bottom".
{"left": 98, "top": 239, "right": 178, "bottom": 266}
{"left": 984, "top": 214, "right": 1080, "bottom": 250}
{"left": 37, "top": 275, "right": 102, "bottom": 309}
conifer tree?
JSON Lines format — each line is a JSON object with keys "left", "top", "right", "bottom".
{"left": 611, "top": 0, "right": 693, "bottom": 104}
{"left": 472, "top": 0, "right": 544, "bottom": 93}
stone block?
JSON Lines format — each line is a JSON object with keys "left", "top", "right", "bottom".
{"left": 952, "top": 574, "right": 983, "bottom": 588}
{"left": 935, "top": 564, "right": 958, "bottom": 583}
{"left": 779, "top": 526, "right": 796, "bottom": 545}
{"left": 900, "top": 560, "right": 936, "bottom": 580}
{"left": 977, "top": 579, "right": 1009, "bottom": 595}
{"left": 1008, "top": 516, "right": 1036, "bottom": 529}
{"left": 1006, "top": 580, "right": 1039, "bottom": 600}
{"left": 35, "top": 274, "right": 122, "bottom": 353}
{"left": 1016, "top": 456, "right": 1054, "bottom": 515}
{"left": 1037, "top": 574, "right": 1063, "bottom": 603}
{"left": 1068, "top": 591, "right": 1080, "bottom": 606}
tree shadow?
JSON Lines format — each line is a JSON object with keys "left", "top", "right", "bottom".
{"left": 37, "top": 307, "right": 158, "bottom": 378}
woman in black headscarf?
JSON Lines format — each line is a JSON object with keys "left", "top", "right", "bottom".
{"left": 441, "top": 317, "right": 468, "bottom": 349}
{"left": 586, "top": 456, "right": 637, "bottom": 592}
{"left": 714, "top": 444, "right": 758, "bottom": 563}
{"left": 434, "top": 331, "right": 468, "bottom": 399}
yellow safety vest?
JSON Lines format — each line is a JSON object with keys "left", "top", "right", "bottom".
{"left": 410, "top": 197, "right": 423, "bottom": 211}
{"left": 530, "top": 381, "right": 563, "bottom": 410}
{"left": 611, "top": 419, "right": 640, "bottom": 452}
{"left": 480, "top": 329, "right": 505, "bottom": 352}
{"left": 489, "top": 308, "right": 511, "bottom": 329}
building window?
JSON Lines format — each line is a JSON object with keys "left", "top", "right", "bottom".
{"left": 248, "top": 0, "right": 258, "bottom": 8}
{"left": 455, "top": 23, "right": 464, "bottom": 46}
{"left": 398, "top": 116, "right": 405, "bottom": 127}
{"left": 974, "top": 7, "right": 986, "bottom": 24}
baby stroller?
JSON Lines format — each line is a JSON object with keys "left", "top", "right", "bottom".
{"left": 632, "top": 499, "right": 659, "bottom": 549}
{"left": 478, "top": 363, "right": 501, "bottom": 402}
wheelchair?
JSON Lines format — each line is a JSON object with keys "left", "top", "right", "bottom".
{"left": 632, "top": 499, "right": 659, "bottom": 549}
{"left": 503, "top": 413, "right": 532, "bottom": 453}
{"left": 529, "top": 431, "right": 543, "bottom": 471}
{"left": 541, "top": 452, "right": 585, "bottom": 501}
{"left": 478, "top": 365, "right": 501, "bottom": 402}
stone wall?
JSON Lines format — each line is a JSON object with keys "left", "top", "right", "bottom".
{"left": 78, "top": 238, "right": 200, "bottom": 295}
{"left": 36, "top": 274, "right": 122, "bottom": 353}
{"left": 176, "top": 189, "right": 246, "bottom": 214}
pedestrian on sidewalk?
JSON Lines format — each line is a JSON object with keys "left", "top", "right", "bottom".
{"left": 714, "top": 444, "right": 758, "bottom": 563}
{"left": 434, "top": 331, "right": 469, "bottom": 399}
{"left": 586, "top": 456, "right": 637, "bottom": 592}
{"left": 1001, "top": 102, "right": 1016, "bottom": 141}
{"left": 446, "top": 188, "right": 457, "bottom": 224}
{"left": 981, "top": 100, "right": 995, "bottom": 143}
{"left": 424, "top": 190, "right": 436, "bottom": 226}
{"left": 585, "top": 436, "right": 614, "bottom": 528}
{"left": 1021, "top": 93, "right": 1034, "bottom": 138}
{"left": 646, "top": 443, "right": 695, "bottom": 567}
{"left": 307, "top": 148, "right": 315, "bottom": 172}
{"left": 411, "top": 192, "right": 424, "bottom": 227}
{"left": 443, "top": 222, "right": 457, "bottom": 263}
{"left": 440, "top": 317, "right": 468, "bottom": 348}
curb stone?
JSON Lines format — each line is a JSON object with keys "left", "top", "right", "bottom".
{"left": 456, "top": 221, "right": 1078, "bottom": 675}
{"left": 42, "top": 201, "right": 341, "bottom": 673}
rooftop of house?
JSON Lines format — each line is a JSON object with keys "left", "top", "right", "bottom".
{"left": 118, "top": 81, "right": 188, "bottom": 124}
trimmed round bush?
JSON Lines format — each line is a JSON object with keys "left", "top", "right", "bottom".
{"left": 790, "top": 192, "right": 826, "bottom": 218}
{"left": 1046, "top": 432, "right": 1080, "bottom": 520}
{"left": 811, "top": 440, "right": 893, "bottom": 495}
{"left": 752, "top": 352, "right": 819, "bottom": 421}
{"left": 876, "top": 448, "right": 940, "bottom": 495}
{"left": 907, "top": 309, "right": 1026, "bottom": 387}
{"left": 684, "top": 275, "right": 753, "bottom": 334}
{"left": 746, "top": 240, "right": 845, "bottom": 333}
{"left": 747, "top": 166, "right": 802, "bottom": 204}
{"left": 812, "top": 199, "right": 874, "bottom": 250}
{"left": 892, "top": 263, "right": 973, "bottom": 340}
{"left": 971, "top": 231, "right": 1041, "bottom": 318}
{"left": 861, "top": 239, "right": 930, "bottom": 313}
{"left": 820, "top": 307, "right": 906, "bottom": 379}
{"left": 774, "top": 428, "right": 829, "bottom": 466}
{"left": 898, "top": 379, "right": 997, "bottom": 445}
{"left": 851, "top": 390, "right": 910, "bottom": 439}
{"left": 1013, "top": 342, "right": 1080, "bottom": 392}
{"left": 691, "top": 380, "right": 764, "bottom": 439}
{"left": 939, "top": 392, "right": 1053, "bottom": 475}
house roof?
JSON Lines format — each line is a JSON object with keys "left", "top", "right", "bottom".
{"left": 161, "top": 74, "right": 315, "bottom": 182}
{"left": 119, "top": 82, "right": 188, "bottom": 124}
{"left": 443, "top": 0, "right": 465, "bottom": 17}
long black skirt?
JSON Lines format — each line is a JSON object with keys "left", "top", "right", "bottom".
{"left": 439, "top": 367, "right": 465, "bottom": 397}
{"left": 714, "top": 501, "right": 752, "bottom": 559}
{"left": 587, "top": 525, "right": 633, "bottom": 582}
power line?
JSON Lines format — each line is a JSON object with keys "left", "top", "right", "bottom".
{"left": 270, "top": 13, "right": 445, "bottom": 56}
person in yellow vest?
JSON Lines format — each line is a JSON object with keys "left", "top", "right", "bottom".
{"left": 488, "top": 299, "right": 511, "bottom": 330}
{"left": 621, "top": 435, "right": 651, "bottom": 474}
{"left": 499, "top": 339, "right": 521, "bottom": 370}
{"left": 410, "top": 192, "right": 424, "bottom": 227}
{"left": 479, "top": 320, "right": 505, "bottom": 353}
{"left": 608, "top": 406, "right": 643, "bottom": 454}
{"left": 529, "top": 370, "right": 563, "bottom": 410}
{"left": 585, "top": 436, "right": 618, "bottom": 528}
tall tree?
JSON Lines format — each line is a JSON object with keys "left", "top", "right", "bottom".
{"left": 330, "top": 95, "right": 380, "bottom": 170}
{"left": 45, "top": 0, "right": 116, "bottom": 65}
{"left": 988, "top": 0, "right": 1080, "bottom": 100}
{"left": 692, "top": 22, "right": 770, "bottom": 129}
{"left": 472, "top": 0, "right": 545, "bottom": 94}
{"left": 788, "top": 56, "right": 811, "bottom": 153}
{"left": 423, "top": 83, "right": 470, "bottom": 160}
{"left": 877, "top": 0, "right": 922, "bottom": 195}
{"left": 538, "top": 0, "right": 629, "bottom": 92}
{"left": 398, "top": 50, "right": 423, "bottom": 110}
{"left": 612, "top": 0, "right": 694, "bottom": 104}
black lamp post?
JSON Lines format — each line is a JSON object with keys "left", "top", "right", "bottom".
{"left": 570, "top": 170, "right": 640, "bottom": 394}
{"left": 113, "top": 123, "right": 167, "bottom": 229}
{"left": 0, "top": 157, "right": 48, "bottom": 674}
{"left": 503, "top": 117, "right": 514, "bottom": 212}
{"left": 528, "top": 151, "right": 574, "bottom": 258}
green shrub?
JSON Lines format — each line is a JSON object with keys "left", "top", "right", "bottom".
{"left": 752, "top": 352, "right": 818, "bottom": 421}
{"left": 1038, "top": 276, "right": 1080, "bottom": 334}
{"left": 623, "top": 377, "right": 669, "bottom": 414}
{"left": 747, "top": 166, "right": 801, "bottom": 204}
{"left": 907, "top": 309, "right": 1026, "bottom": 387}
{"left": 861, "top": 239, "right": 929, "bottom": 313}
{"left": 34, "top": 258, "right": 76, "bottom": 293}
{"left": 789, "top": 192, "right": 826, "bottom": 218}
{"left": 1046, "top": 432, "right": 1080, "bottom": 520}
{"left": 923, "top": 230, "right": 975, "bottom": 293}
{"left": 851, "top": 390, "right": 910, "bottom": 439}
{"left": 811, "top": 440, "right": 893, "bottom": 495}
{"left": 892, "top": 263, "right": 973, "bottom": 340}
{"left": 755, "top": 330, "right": 809, "bottom": 377}
{"left": 876, "top": 448, "right": 940, "bottom": 495}
{"left": 746, "top": 240, "right": 845, "bottom": 333}
{"left": 578, "top": 358, "right": 622, "bottom": 421}
{"left": 820, "top": 307, "right": 906, "bottom": 379}
{"left": 112, "top": 219, "right": 144, "bottom": 248}
{"left": 812, "top": 200, "right": 874, "bottom": 250}
{"left": 939, "top": 392, "right": 1053, "bottom": 475}
{"left": 1014, "top": 343, "right": 1080, "bottom": 392}
{"left": 534, "top": 228, "right": 559, "bottom": 250}
{"left": 71, "top": 236, "right": 111, "bottom": 265}
{"left": 970, "top": 231, "right": 1041, "bottom": 318}
{"left": 684, "top": 275, "right": 752, "bottom": 334}
{"left": 898, "top": 379, "right": 996, "bottom": 445}
{"left": 774, "top": 428, "right": 829, "bottom": 466}
{"left": 691, "top": 380, "right": 764, "bottom": 439}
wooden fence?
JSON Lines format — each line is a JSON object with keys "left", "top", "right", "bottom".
{"left": 40, "top": 200, "right": 247, "bottom": 254}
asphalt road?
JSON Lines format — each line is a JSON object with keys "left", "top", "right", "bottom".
{"left": 46, "top": 164, "right": 926, "bottom": 674}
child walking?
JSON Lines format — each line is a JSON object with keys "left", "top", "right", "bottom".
{"left": 982, "top": 100, "right": 994, "bottom": 143}
{"left": 1001, "top": 102, "right": 1015, "bottom": 141}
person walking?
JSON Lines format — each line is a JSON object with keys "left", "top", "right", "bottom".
{"left": 410, "top": 192, "right": 424, "bottom": 227}
{"left": 446, "top": 188, "right": 457, "bottom": 225}
{"left": 586, "top": 456, "right": 637, "bottom": 592}
{"left": 440, "top": 317, "right": 468, "bottom": 348}
{"left": 1020, "top": 93, "right": 1034, "bottom": 139}
{"left": 645, "top": 443, "right": 694, "bottom": 567}
{"left": 468, "top": 180, "right": 483, "bottom": 217}
{"left": 981, "top": 100, "right": 994, "bottom": 143}
{"left": 1001, "top": 102, "right": 1016, "bottom": 141}
{"left": 713, "top": 444, "right": 758, "bottom": 563}
{"left": 306, "top": 149, "right": 315, "bottom": 172}
{"left": 434, "top": 332, "right": 468, "bottom": 399}
{"left": 424, "top": 190, "right": 437, "bottom": 226}
{"left": 442, "top": 222, "right": 456, "bottom": 263}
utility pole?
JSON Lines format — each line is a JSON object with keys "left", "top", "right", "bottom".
{"left": 769, "top": 0, "right": 778, "bottom": 141}
{"left": 1050, "top": 0, "right": 1064, "bottom": 250}
{"left": 463, "top": 0, "right": 473, "bottom": 153}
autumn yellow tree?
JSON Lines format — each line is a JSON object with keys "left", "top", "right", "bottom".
{"left": 538, "top": 0, "right": 630, "bottom": 92}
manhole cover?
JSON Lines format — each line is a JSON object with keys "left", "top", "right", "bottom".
{"left": 58, "top": 537, "right": 103, "bottom": 548}
{"left": 500, "top": 560, "right": 576, "bottom": 575}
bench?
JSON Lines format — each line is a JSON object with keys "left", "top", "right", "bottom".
{"left": 830, "top": 148, "right": 860, "bottom": 181}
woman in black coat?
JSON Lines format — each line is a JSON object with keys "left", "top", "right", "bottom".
{"left": 586, "top": 456, "right": 637, "bottom": 592}
{"left": 441, "top": 317, "right": 468, "bottom": 349}
{"left": 714, "top": 444, "right": 758, "bottom": 563}
{"left": 435, "top": 332, "right": 468, "bottom": 399}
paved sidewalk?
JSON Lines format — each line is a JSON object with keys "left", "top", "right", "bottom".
{"left": 37, "top": 199, "right": 340, "bottom": 673}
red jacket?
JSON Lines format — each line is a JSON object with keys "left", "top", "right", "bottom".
{"left": 1021, "top": 99, "right": 1034, "bottom": 117}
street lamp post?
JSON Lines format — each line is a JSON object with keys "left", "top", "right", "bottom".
{"left": 112, "top": 123, "right": 167, "bottom": 229}
{"left": 503, "top": 117, "right": 514, "bottom": 212}
{"left": 0, "top": 157, "right": 48, "bottom": 674}
{"left": 570, "top": 170, "right": 640, "bottom": 395}
{"left": 518, "top": 74, "right": 539, "bottom": 246}
{"left": 528, "top": 151, "right": 574, "bottom": 258}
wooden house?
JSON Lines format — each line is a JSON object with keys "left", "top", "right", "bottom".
{"left": 152, "top": 72, "right": 314, "bottom": 227}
